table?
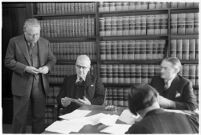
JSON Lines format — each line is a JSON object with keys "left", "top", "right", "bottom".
{"left": 44, "top": 105, "right": 128, "bottom": 134}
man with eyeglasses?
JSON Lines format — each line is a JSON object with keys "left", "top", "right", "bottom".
{"left": 4, "top": 18, "right": 56, "bottom": 133}
{"left": 57, "top": 55, "right": 105, "bottom": 114}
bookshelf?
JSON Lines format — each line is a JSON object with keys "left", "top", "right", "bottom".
{"left": 29, "top": 2, "right": 199, "bottom": 126}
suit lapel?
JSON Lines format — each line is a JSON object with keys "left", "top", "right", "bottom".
{"left": 168, "top": 75, "right": 180, "bottom": 99}
{"left": 18, "top": 36, "right": 32, "bottom": 65}
{"left": 84, "top": 73, "right": 95, "bottom": 99}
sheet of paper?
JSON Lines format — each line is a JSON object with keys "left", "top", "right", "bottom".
{"left": 101, "top": 124, "right": 130, "bottom": 134}
{"left": 45, "top": 120, "right": 87, "bottom": 134}
{"left": 59, "top": 109, "right": 91, "bottom": 120}
{"left": 118, "top": 109, "right": 141, "bottom": 125}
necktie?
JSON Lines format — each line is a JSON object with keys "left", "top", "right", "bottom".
{"left": 28, "top": 43, "right": 35, "bottom": 56}
{"left": 164, "top": 81, "right": 169, "bottom": 90}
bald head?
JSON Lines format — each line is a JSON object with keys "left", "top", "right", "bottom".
{"left": 75, "top": 55, "right": 91, "bottom": 78}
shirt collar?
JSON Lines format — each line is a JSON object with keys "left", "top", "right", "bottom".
{"left": 164, "top": 74, "right": 177, "bottom": 86}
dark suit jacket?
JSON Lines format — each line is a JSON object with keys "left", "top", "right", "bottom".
{"left": 57, "top": 73, "right": 105, "bottom": 113}
{"left": 126, "top": 109, "right": 198, "bottom": 134}
{"left": 5, "top": 35, "right": 56, "bottom": 97}
{"left": 150, "top": 75, "right": 197, "bottom": 110}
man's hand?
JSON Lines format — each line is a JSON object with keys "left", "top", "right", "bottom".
{"left": 25, "top": 66, "right": 40, "bottom": 74}
{"left": 78, "top": 96, "right": 91, "bottom": 105}
{"left": 158, "top": 95, "right": 176, "bottom": 108}
{"left": 38, "top": 66, "right": 49, "bottom": 74}
{"left": 61, "top": 97, "right": 72, "bottom": 107}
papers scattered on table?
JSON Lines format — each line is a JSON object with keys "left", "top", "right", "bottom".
{"left": 118, "top": 109, "right": 141, "bottom": 125}
{"left": 59, "top": 109, "right": 91, "bottom": 120}
{"left": 101, "top": 124, "right": 130, "bottom": 134}
{"left": 45, "top": 119, "right": 87, "bottom": 134}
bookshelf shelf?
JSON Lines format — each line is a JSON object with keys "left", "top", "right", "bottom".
{"left": 101, "top": 60, "right": 162, "bottom": 64}
{"left": 46, "top": 37, "right": 96, "bottom": 42}
{"left": 181, "top": 60, "right": 198, "bottom": 64}
{"left": 33, "top": 12, "right": 95, "bottom": 18}
{"left": 170, "top": 7, "right": 199, "bottom": 13}
{"left": 100, "top": 35, "right": 168, "bottom": 41}
{"left": 99, "top": 9, "right": 168, "bottom": 17}
{"left": 170, "top": 35, "right": 199, "bottom": 39}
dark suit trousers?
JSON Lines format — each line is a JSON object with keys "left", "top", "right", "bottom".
{"left": 12, "top": 76, "right": 45, "bottom": 133}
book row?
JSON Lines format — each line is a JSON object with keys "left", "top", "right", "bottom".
{"left": 35, "top": 2, "right": 96, "bottom": 15}
{"left": 100, "top": 40, "right": 165, "bottom": 60}
{"left": 171, "top": 13, "right": 199, "bottom": 35}
{"left": 100, "top": 15, "right": 168, "bottom": 36}
{"left": 170, "top": 39, "right": 199, "bottom": 60}
{"left": 50, "top": 42, "right": 96, "bottom": 60}
{"left": 100, "top": 64, "right": 198, "bottom": 87}
{"left": 39, "top": 17, "right": 94, "bottom": 38}
{"left": 105, "top": 87, "right": 130, "bottom": 107}
{"left": 99, "top": 2, "right": 198, "bottom": 12}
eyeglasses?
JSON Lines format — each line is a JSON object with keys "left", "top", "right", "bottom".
{"left": 76, "top": 65, "right": 89, "bottom": 70}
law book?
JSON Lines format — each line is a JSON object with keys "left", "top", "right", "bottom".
{"left": 154, "top": 15, "right": 160, "bottom": 35}
{"left": 160, "top": 14, "right": 168, "bottom": 34}
{"left": 189, "top": 65, "right": 196, "bottom": 86}
{"left": 107, "top": 65, "right": 113, "bottom": 83}
{"left": 194, "top": 13, "right": 199, "bottom": 34}
{"left": 100, "top": 18, "right": 105, "bottom": 36}
{"left": 178, "top": 13, "right": 186, "bottom": 34}
{"left": 122, "top": 41, "right": 128, "bottom": 60}
{"left": 186, "top": 13, "right": 194, "bottom": 34}
{"left": 141, "top": 16, "right": 147, "bottom": 35}
{"left": 182, "top": 39, "right": 190, "bottom": 60}
{"left": 182, "top": 64, "right": 189, "bottom": 79}
{"left": 147, "top": 40, "right": 153, "bottom": 59}
{"left": 135, "top": 16, "right": 141, "bottom": 35}
{"left": 113, "top": 65, "right": 119, "bottom": 83}
{"left": 117, "top": 41, "right": 123, "bottom": 60}
{"left": 124, "top": 65, "right": 130, "bottom": 84}
{"left": 118, "top": 64, "right": 124, "bottom": 83}
{"left": 117, "top": 17, "right": 123, "bottom": 36}
{"left": 195, "top": 39, "right": 198, "bottom": 60}
{"left": 128, "top": 40, "right": 135, "bottom": 60}
{"left": 111, "top": 17, "right": 117, "bottom": 36}
{"left": 147, "top": 15, "right": 154, "bottom": 35}
{"left": 176, "top": 39, "right": 183, "bottom": 59}
{"left": 171, "top": 14, "right": 178, "bottom": 34}
{"left": 141, "top": 40, "right": 146, "bottom": 60}
{"left": 135, "top": 65, "right": 141, "bottom": 83}
{"left": 100, "top": 65, "right": 107, "bottom": 83}
{"left": 189, "top": 39, "right": 196, "bottom": 60}
{"left": 129, "top": 16, "right": 136, "bottom": 35}
{"left": 170, "top": 40, "right": 177, "bottom": 57}
{"left": 130, "top": 65, "right": 135, "bottom": 83}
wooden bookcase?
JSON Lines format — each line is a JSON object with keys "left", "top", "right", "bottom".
{"left": 29, "top": 2, "right": 199, "bottom": 125}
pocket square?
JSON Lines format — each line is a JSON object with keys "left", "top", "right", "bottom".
{"left": 90, "top": 84, "right": 94, "bottom": 87}
{"left": 175, "top": 92, "right": 181, "bottom": 98}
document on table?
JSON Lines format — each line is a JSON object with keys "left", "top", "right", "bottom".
{"left": 118, "top": 109, "right": 141, "bottom": 125}
{"left": 59, "top": 109, "right": 91, "bottom": 120}
{"left": 45, "top": 119, "right": 88, "bottom": 134}
{"left": 101, "top": 124, "right": 130, "bottom": 134}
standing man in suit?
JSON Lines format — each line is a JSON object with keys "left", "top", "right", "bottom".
{"left": 126, "top": 84, "right": 198, "bottom": 134}
{"left": 5, "top": 18, "right": 56, "bottom": 133}
{"left": 57, "top": 55, "right": 105, "bottom": 114}
{"left": 150, "top": 57, "right": 197, "bottom": 111}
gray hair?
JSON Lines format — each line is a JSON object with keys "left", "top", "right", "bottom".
{"left": 23, "top": 18, "right": 40, "bottom": 32}
{"left": 76, "top": 55, "right": 91, "bottom": 66}
{"left": 162, "top": 57, "right": 182, "bottom": 73}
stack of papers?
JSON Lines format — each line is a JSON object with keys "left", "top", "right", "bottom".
{"left": 101, "top": 124, "right": 131, "bottom": 134}
{"left": 59, "top": 109, "right": 91, "bottom": 120}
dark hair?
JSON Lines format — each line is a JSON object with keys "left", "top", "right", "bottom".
{"left": 128, "top": 84, "right": 158, "bottom": 115}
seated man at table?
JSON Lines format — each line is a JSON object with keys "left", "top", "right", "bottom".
{"left": 57, "top": 55, "right": 105, "bottom": 114}
{"left": 126, "top": 84, "right": 198, "bottom": 134}
{"left": 150, "top": 57, "right": 197, "bottom": 111}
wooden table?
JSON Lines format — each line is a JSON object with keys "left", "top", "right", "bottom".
{"left": 44, "top": 105, "right": 127, "bottom": 134}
